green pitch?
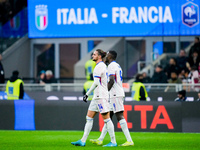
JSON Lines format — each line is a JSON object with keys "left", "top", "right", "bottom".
{"left": 0, "top": 130, "right": 199, "bottom": 150}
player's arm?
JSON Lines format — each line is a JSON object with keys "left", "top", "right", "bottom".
{"left": 83, "top": 77, "right": 99, "bottom": 102}
{"left": 108, "top": 75, "right": 115, "bottom": 91}
{"left": 86, "top": 79, "right": 98, "bottom": 96}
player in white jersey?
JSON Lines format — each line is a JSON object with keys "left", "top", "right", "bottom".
{"left": 90, "top": 51, "right": 134, "bottom": 146}
{"left": 71, "top": 49, "right": 117, "bottom": 147}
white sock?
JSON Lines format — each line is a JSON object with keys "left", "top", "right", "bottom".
{"left": 119, "top": 119, "right": 132, "bottom": 142}
{"left": 98, "top": 124, "right": 107, "bottom": 141}
{"left": 104, "top": 118, "right": 116, "bottom": 144}
{"left": 81, "top": 116, "right": 93, "bottom": 143}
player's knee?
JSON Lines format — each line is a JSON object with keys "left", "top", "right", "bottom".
{"left": 101, "top": 112, "right": 110, "bottom": 120}
{"left": 86, "top": 116, "right": 93, "bottom": 122}
{"left": 115, "top": 111, "right": 124, "bottom": 121}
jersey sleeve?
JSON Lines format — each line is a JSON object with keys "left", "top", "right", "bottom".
{"left": 93, "top": 65, "right": 102, "bottom": 78}
{"left": 108, "top": 64, "right": 115, "bottom": 76}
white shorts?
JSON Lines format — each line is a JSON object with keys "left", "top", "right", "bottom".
{"left": 110, "top": 97, "right": 124, "bottom": 113}
{"left": 109, "top": 102, "right": 113, "bottom": 111}
{"left": 88, "top": 98, "right": 110, "bottom": 114}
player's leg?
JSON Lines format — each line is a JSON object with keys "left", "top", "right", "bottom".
{"left": 90, "top": 111, "right": 114, "bottom": 145}
{"left": 115, "top": 111, "right": 134, "bottom": 146}
{"left": 90, "top": 104, "right": 115, "bottom": 145}
{"left": 81, "top": 110, "right": 97, "bottom": 142}
{"left": 101, "top": 112, "right": 117, "bottom": 147}
{"left": 90, "top": 122, "right": 106, "bottom": 145}
{"left": 112, "top": 97, "right": 134, "bottom": 146}
{"left": 71, "top": 100, "right": 98, "bottom": 146}
{"left": 97, "top": 98, "right": 117, "bottom": 147}
{"left": 98, "top": 110, "right": 114, "bottom": 141}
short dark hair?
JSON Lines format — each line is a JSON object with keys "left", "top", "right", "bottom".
{"left": 96, "top": 49, "right": 106, "bottom": 59}
{"left": 136, "top": 74, "right": 143, "bottom": 81}
{"left": 191, "top": 66, "right": 197, "bottom": 71}
{"left": 178, "top": 90, "right": 186, "bottom": 97}
{"left": 12, "top": 70, "right": 19, "bottom": 76}
{"left": 157, "top": 65, "right": 163, "bottom": 69}
{"left": 108, "top": 50, "right": 117, "bottom": 60}
{"left": 171, "top": 71, "right": 178, "bottom": 75}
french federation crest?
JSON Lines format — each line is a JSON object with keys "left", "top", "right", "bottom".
{"left": 182, "top": 1, "right": 199, "bottom": 27}
{"left": 35, "top": 5, "right": 48, "bottom": 30}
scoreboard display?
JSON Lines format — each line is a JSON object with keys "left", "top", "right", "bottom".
{"left": 28, "top": 0, "right": 200, "bottom": 38}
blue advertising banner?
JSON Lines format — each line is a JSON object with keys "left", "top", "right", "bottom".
{"left": 28, "top": 0, "right": 200, "bottom": 38}
{"left": 0, "top": 8, "right": 28, "bottom": 38}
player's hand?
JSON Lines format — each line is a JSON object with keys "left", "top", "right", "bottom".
{"left": 83, "top": 95, "right": 88, "bottom": 103}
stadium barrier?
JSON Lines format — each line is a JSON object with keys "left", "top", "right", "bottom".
{"left": 25, "top": 91, "right": 198, "bottom": 102}
{"left": 0, "top": 84, "right": 199, "bottom": 101}
{"left": 0, "top": 100, "right": 199, "bottom": 132}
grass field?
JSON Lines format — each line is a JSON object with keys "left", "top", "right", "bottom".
{"left": 0, "top": 130, "right": 199, "bottom": 150}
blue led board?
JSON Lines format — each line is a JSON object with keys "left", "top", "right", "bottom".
{"left": 28, "top": 0, "right": 200, "bottom": 38}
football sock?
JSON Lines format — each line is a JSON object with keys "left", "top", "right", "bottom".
{"left": 81, "top": 116, "right": 93, "bottom": 143}
{"left": 119, "top": 119, "right": 133, "bottom": 142}
{"left": 104, "top": 118, "right": 116, "bottom": 144}
{"left": 98, "top": 124, "right": 107, "bottom": 141}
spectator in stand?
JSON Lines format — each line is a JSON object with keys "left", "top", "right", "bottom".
{"left": 44, "top": 70, "right": 56, "bottom": 83}
{"left": 36, "top": 70, "right": 46, "bottom": 84}
{"left": 189, "top": 37, "right": 200, "bottom": 58}
{"left": 164, "top": 57, "right": 180, "bottom": 79}
{"left": 174, "top": 90, "right": 188, "bottom": 102}
{"left": 197, "top": 92, "right": 200, "bottom": 101}
{"left": 186, "top": 50, "right": 200, "bottom": 71}
{"left": 178, "top": 69, "right": 189, "bottom": 83}
{"left": 176, "top": 50, "right": 188, "bottom": 73}
{"left": 141, "top": 70, "right": 151, "bottom": 83}
{"left": 151, "top": 65, "right": 168, "bottom": 83}
{"left": 168, "top": 71, "right": 182, "bottom": 84}
{"left": 165, "top": 71, "right": 182, "bottom": 92}
{"left": 187, "top": 66, "right": 200, "bottom": 92}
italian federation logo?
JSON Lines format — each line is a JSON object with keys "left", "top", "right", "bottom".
{"left": 35, "top": 5, "right": 48, "bottom": 30}
{"left": 182, "top": 1, "right": 199, "bottom": 27}
{"left": 10, "top": 13, "right": 21, "bottom": 30}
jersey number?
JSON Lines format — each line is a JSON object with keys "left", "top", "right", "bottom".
{"left": 98, "top": 104, "right": 103, "bottom": 112}
{"left": 119, "top": 70, "right": 122, "bottom": 81}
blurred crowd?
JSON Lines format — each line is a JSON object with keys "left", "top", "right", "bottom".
{"left": 0, "top": 0, "right": 27, "bottom": 25}
{"left": 141, "top": 37, "right": 200, "bottom": 91}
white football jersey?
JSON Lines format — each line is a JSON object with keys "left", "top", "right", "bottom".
{"left": 93, "top": 61, "right": 109, "bottom": 99}
{"left": 108, "top": 61, "right": 125, "bottom": 98}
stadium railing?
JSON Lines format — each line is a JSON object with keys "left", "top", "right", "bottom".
{"left": 0, "top": 83, "right": 199, "bottom": 92}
